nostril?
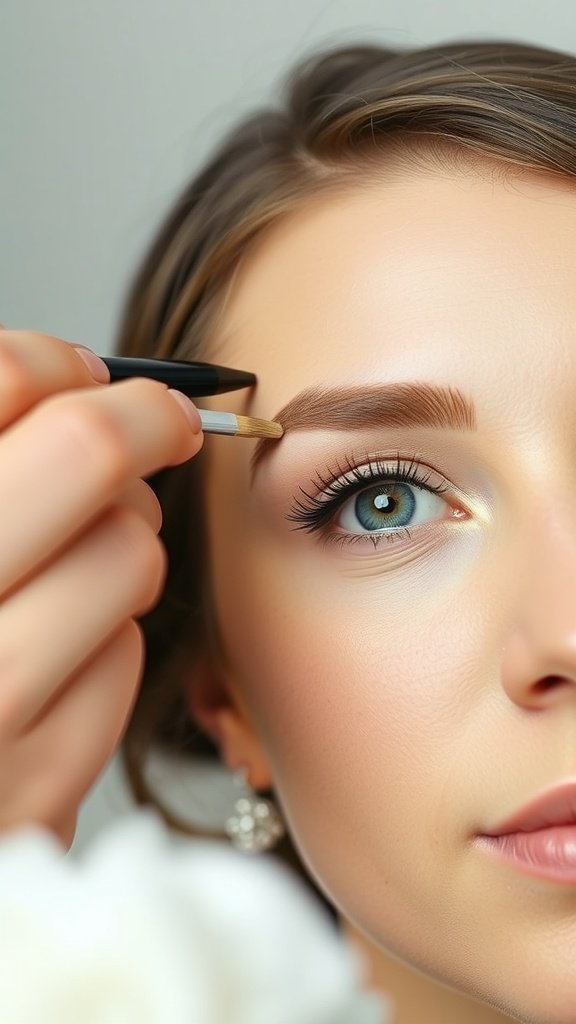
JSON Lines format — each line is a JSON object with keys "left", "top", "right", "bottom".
{"left": 534, "top": 676, "right": 564, "bottom": 693}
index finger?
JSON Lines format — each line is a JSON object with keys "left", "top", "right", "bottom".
{"left": 0, "top": 377, "right": 203, "bottom": 598}
{"left": 0, "top": 331, "right": 108, "bottom": 431}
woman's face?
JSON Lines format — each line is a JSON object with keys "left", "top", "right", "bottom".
{"left": 198, "top": 164, "right": 576, "bottom": 1021}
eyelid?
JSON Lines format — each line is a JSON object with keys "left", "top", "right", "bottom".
{"left": 319, "top": 451, "right": 490, "bottom": 519}
{"left": 285, "top": 449, "right": 489, "bottom": 541}
{"left": 309, "top": 451, "right": 449, "bottom": 501}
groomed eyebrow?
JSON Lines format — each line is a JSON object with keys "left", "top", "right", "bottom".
{"left": 249, "top": 381, "right": 476, "bottom": 485}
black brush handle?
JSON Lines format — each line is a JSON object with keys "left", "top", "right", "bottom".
{"left": 101, "top": 356, "right": 256, "bottom": 397}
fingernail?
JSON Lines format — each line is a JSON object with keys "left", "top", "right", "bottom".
{"left": 72, "top": 344, "right": 110, "bottom": 383}
{"left": 167, "top": 389, "right": 203, "bottom": 433}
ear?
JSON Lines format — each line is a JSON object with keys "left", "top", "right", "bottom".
{"left": 181, "top": 651, "right": 274, "bottom": 792}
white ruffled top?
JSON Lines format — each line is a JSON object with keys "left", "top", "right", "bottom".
{"left": 0, "top": 787, "right": 392, "bottom": 1023}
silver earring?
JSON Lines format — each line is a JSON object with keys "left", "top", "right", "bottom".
{"left": 224, "top": 766, "right": 285, "bottom": 853}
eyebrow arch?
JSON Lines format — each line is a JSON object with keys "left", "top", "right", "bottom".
{"left": 249, "top": 381, "right": 476, "bottom": 484}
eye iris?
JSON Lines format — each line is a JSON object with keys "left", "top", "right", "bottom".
{"left": 354, "top": 483, "right": 416, "bottom": 531}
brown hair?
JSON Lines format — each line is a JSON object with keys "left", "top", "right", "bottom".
{"left": 113, "top": 37, "right": 576, "bottom": 908}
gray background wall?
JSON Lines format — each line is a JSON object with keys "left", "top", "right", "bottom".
{"left": 2, "top": 0, "right": 575, "bottom": 853}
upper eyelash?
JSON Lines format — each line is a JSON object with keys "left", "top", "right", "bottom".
{"left": 285, "top": 450, "right": 451, "bottom": 534}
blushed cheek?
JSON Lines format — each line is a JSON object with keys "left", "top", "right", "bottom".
{"left": 208, "top": 528, "right": 462, "bottom": 894}
{"left": 205, "top": 451, "right": 489, "bottom": 958}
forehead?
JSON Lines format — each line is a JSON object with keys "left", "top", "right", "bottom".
{"left": 206, "top": 170, "right": 576, "bottom": 421}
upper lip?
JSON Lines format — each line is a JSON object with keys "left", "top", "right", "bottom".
{"left": 482, "top": 780, "right": 576, "bottom": 836}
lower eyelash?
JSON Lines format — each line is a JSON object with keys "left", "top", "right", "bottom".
{"left": 285, "top": 451, "right": 450, "bottom": 543}
{"left": 318, "top": 526, "right": 415, "bottom": 551}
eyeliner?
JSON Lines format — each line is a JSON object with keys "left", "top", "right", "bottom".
{"left": 101, "top": 355, "right": 283, "bottom": 440}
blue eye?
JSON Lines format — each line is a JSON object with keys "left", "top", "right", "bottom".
{"left": 340, "top": 480, "right": 419, "bottom": 532}
{"left": 286, "top": 451, "right": 456, "bottom": 550}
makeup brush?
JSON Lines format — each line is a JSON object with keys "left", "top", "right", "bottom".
{"left": 193, "top": 409, "right": 283, "bottom": 438}
{"left": 101, "top": 355, "right": 283, "bottom": 440}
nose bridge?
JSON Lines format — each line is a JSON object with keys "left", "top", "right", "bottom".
{"left": 502, "top": 476, "right": 576, "bottom": 697}
{"left": 520, "top": 476, "right": 576, "bottom": 615}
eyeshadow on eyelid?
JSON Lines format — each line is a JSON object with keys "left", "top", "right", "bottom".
{"left": 258, "top": 444, "right": 494, "bottom": 530}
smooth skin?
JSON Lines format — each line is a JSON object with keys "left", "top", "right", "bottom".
{"left": 0, "top": 328, "right": 203, "bottom": 845}
{"left": 185, "top": 162, "right": 576, "bottom": 1024}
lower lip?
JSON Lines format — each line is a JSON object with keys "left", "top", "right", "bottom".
{"left": 475, "top": 826, "right": 576, "bottom": 882}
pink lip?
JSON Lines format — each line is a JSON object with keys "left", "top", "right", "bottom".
{"left": 482, "top": 780, "right": 576, "bottom": 835}
{"left": 475, "top": 780, "right": 576, "bottom": 883}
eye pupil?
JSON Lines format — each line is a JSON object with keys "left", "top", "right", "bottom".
{"left": 354, "top": 483, "right": 414, "bottom": 531}
{"left": 373, "top": 493, "right": 392, "bottom": 511}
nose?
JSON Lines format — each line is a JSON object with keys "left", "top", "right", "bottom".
{"left": 501, "top": 509, "right": 576, "bottom": 710}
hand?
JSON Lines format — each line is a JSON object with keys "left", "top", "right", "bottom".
{"left": 0, "top": 329, "right": 204, "bottom": 846}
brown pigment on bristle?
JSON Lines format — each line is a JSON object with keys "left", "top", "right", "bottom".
{"left": 235, "top": 415, "right": 284, "bottom": 439}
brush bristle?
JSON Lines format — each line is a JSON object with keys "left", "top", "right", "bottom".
{"left": 235, "top": 415, "right": 284, "bottom": 439}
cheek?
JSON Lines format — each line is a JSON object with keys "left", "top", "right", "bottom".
{"left": 203, "top": 446, "right": 508, "bottom": 991}
{"left": 204, "top": 448, "right": 495, "bottom": 974}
